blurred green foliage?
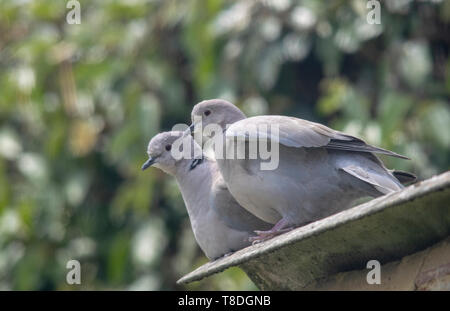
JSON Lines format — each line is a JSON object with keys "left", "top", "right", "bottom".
{"left": 0, "top": 0, "right": 449, "bottom": 290}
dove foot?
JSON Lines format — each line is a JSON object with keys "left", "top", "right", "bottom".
{"left": 249, "top": 218, "right": 293, "bottom": 244}
{"left": 223, "top": 252, "right": 234, "bottom": 257}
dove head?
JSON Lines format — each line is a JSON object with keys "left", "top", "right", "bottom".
{"left": 142, "top": 131, "right": 202, "bottom": 176}
{"left": 191, "top": 99, "right": 246, "bottom": 132}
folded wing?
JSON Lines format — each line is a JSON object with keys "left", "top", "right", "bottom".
{"left": 225, "top": 115, "right": 409, "bottom": 159}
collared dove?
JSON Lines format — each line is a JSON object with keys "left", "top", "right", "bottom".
{"left": 141, "top": 131, "right": 271, "bottom": 259}
{"left": 190, "top": 99, "right": 416, "bottom": 242}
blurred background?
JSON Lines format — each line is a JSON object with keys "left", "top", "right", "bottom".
{"left": 0, "top": 0, "right": 449, "bottom": 290}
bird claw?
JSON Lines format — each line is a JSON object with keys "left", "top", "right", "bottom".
{"left": 249, "top": 235, "right": 268, "bottom": 245}
{"left": 248, "top": 227, "right": 293, "bottom": 245}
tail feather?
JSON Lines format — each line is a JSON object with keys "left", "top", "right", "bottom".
{"left": 341, "top": 165, "right": 403, "bottom": 195}
{"left": 392, "top": 170, "right": 417, "bottom": 185}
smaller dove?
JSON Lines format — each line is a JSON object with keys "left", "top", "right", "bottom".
{"left": 142, "top": 131, "right": 271, "bottom": 259}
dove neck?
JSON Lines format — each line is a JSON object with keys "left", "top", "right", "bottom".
{"left": 175, "top": 159, "right": 213, "bottom": 222}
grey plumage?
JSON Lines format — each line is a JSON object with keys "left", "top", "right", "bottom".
{"left": 225, "top": 115, "right": 409, "bottom": 159}
{"left": 142, "top": 131, "right": 271, "bottom": 259}
{"left": 191, "top": 99, "right": 415, "bottom": 240}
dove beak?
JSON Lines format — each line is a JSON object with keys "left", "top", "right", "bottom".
{"left": 141, "top": 157, "right": 156, "bottom": 171}
{"left": 182, "top": 123, "right": 195, "bottom": 137}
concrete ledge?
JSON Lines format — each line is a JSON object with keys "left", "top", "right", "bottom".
{"left": 303, "top": 237, "right": 450, "bottom": 290}
{"left": 177, "top": 171, "right": 450, "bottom": 290}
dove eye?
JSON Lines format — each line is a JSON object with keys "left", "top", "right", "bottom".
{"left": 165, "top": 144, "right": 172, "bottom": 151}
{"left": 204, "top": 110, "right": 211, "bottom": 116}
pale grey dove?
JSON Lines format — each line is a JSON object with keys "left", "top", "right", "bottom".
{"left": 141, "top": 131, "right": 271, "bottom": 259}
{"left": 190, "top": 99, "right": 416, "bottom": 243}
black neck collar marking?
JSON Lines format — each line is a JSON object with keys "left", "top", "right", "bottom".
{"left": 189, "top": 158, "right": 203, "bottom": 171}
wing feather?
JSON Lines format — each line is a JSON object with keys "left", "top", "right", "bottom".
{"left": 225, "top": 115, "right": 409, "bottom": 159}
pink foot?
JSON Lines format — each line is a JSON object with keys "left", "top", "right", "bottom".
{"left": 248, "top": 218, "right": 293, "bottom": 244}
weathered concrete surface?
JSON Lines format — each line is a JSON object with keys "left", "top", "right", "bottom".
{"left": 303, "top": 237, "right": 450, "bottom": 290}
{"left": 177, "top": 171, "right": 450, "bottom": 290}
